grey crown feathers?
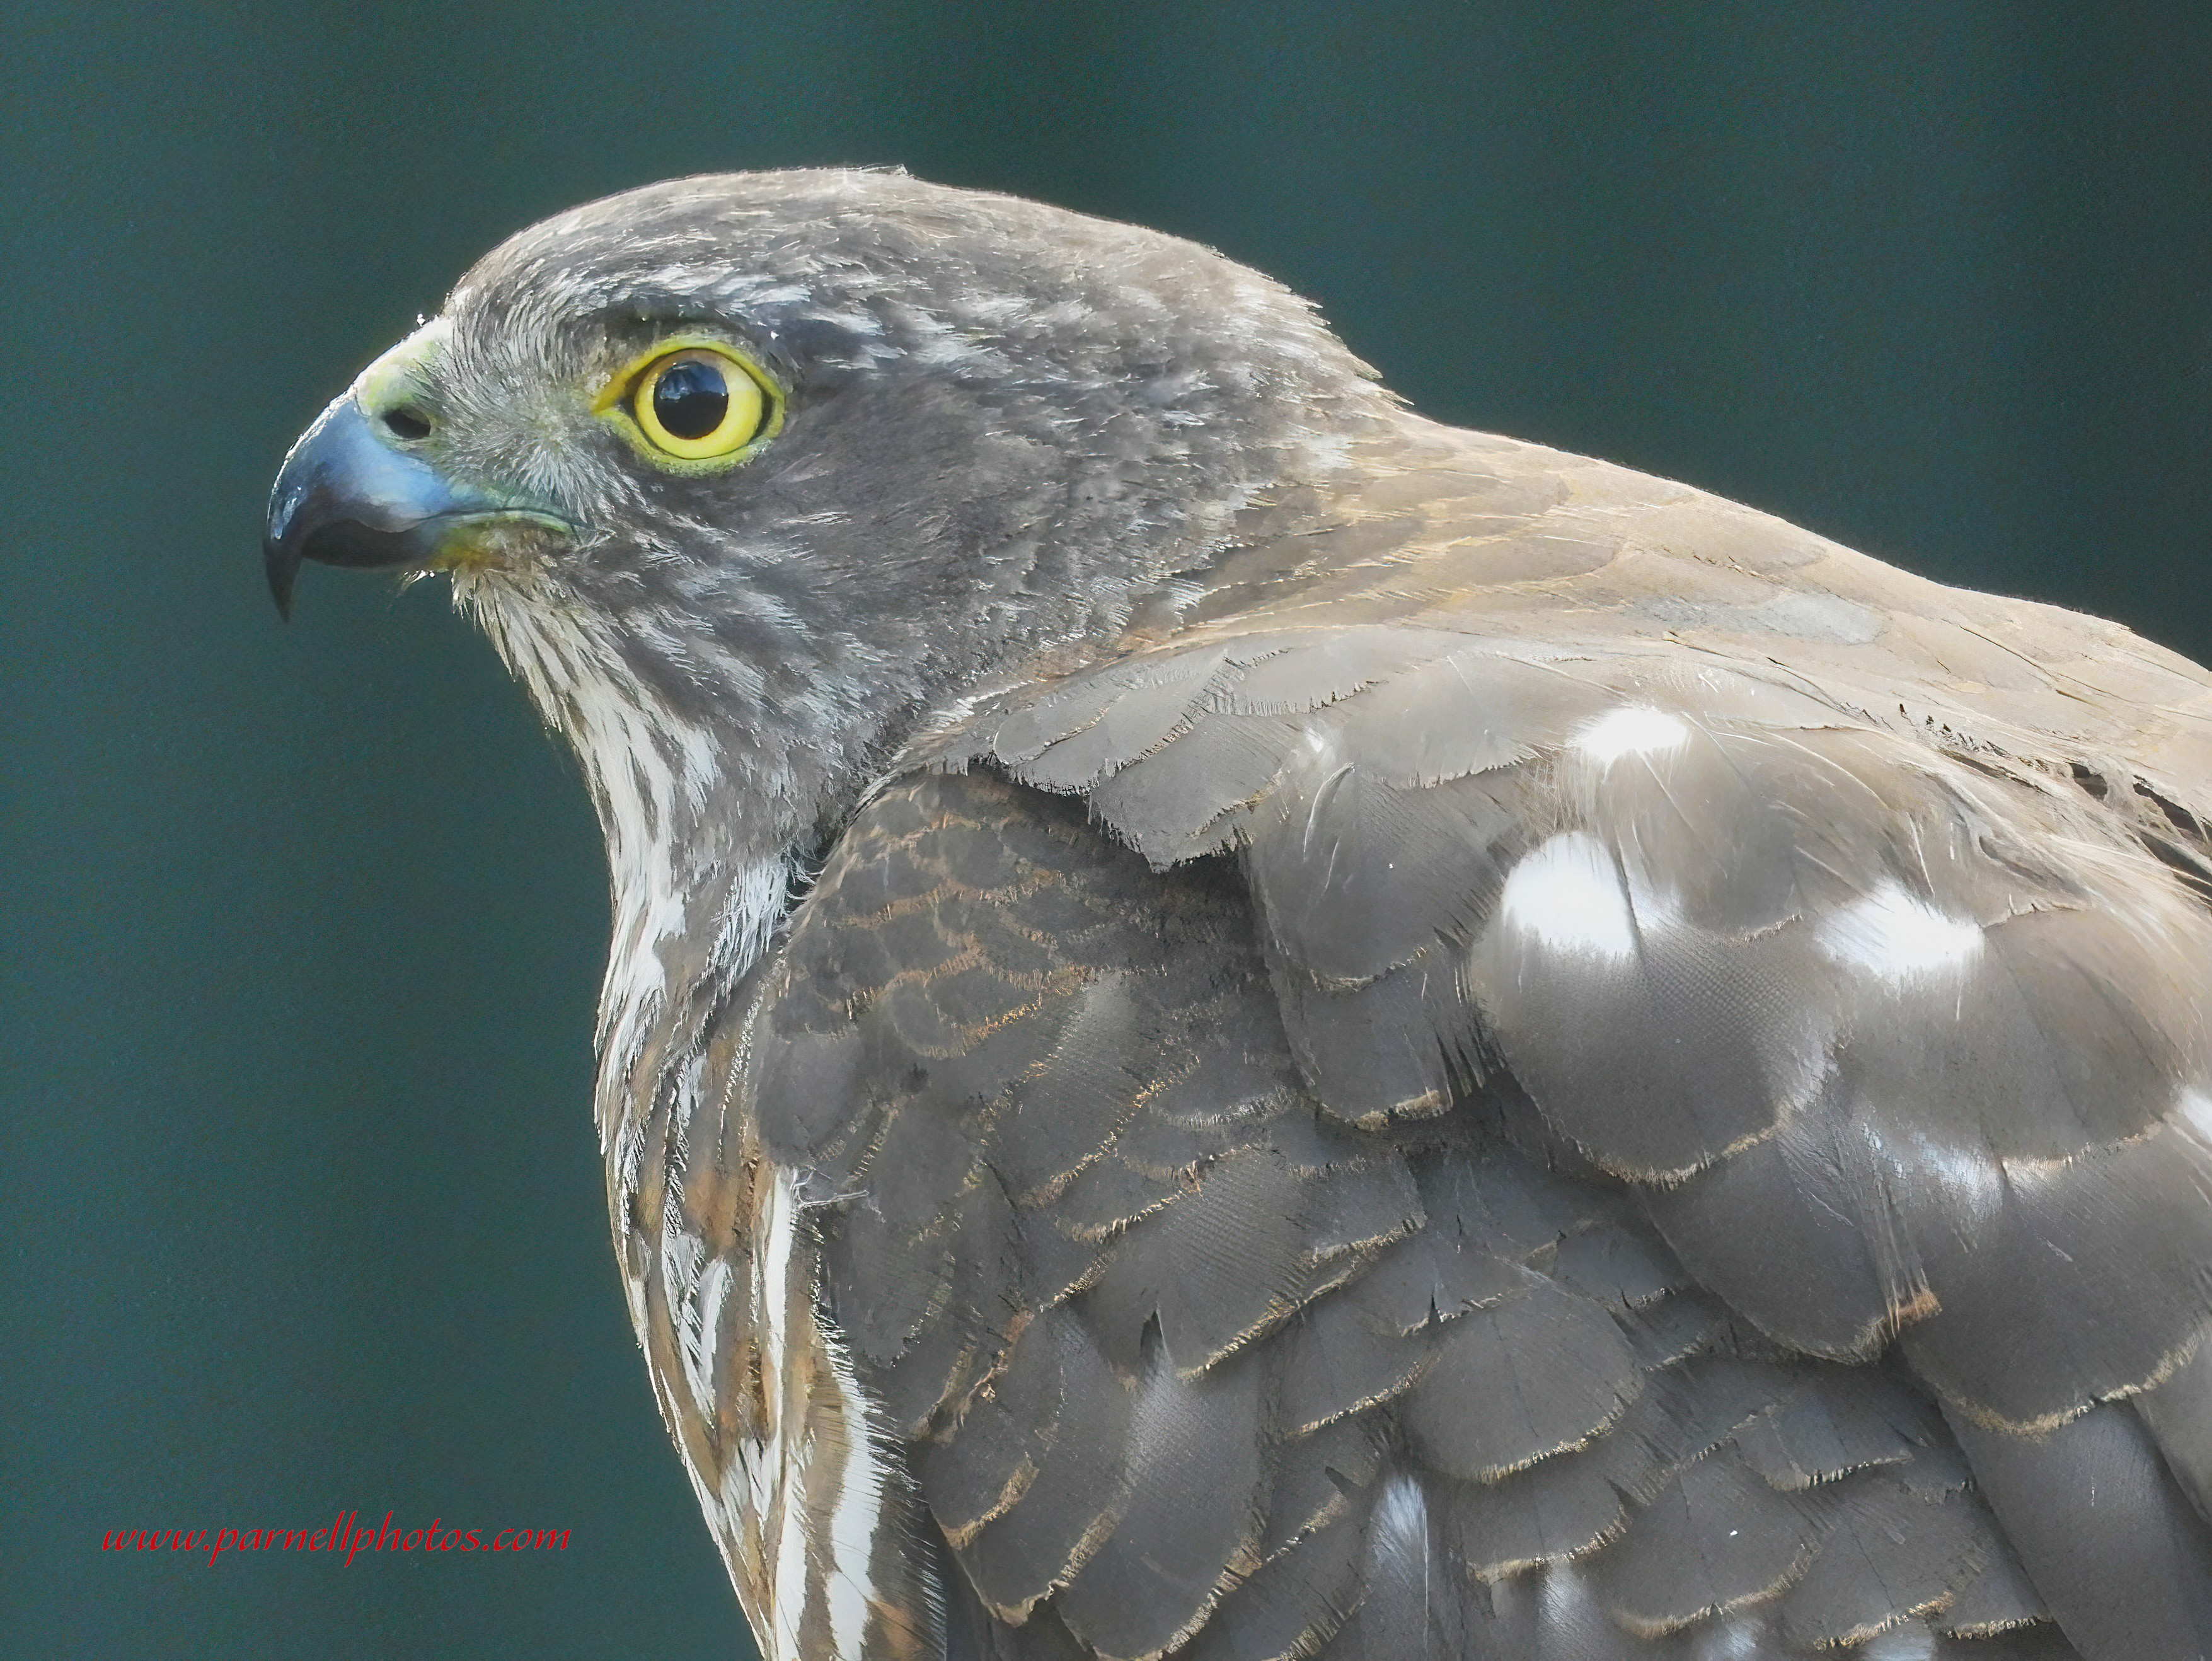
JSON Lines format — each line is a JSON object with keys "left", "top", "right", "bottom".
{"left": 266, "top": 170, "right": 2212, "bottom": 1661}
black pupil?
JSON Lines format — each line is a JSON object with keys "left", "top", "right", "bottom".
{"left": 652, "top": 359, "right": 730, "bottom": 440}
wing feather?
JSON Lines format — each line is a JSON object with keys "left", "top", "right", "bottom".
{"left": 705, "top": 421, "right": 2212, "bottom": 1657}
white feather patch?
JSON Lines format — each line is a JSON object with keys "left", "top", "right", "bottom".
{"left": 1816, "top": 882, "right": 1983, "bottom": 980}
{"left": 1501, "top": 831, "right": 1639, "bottom": 961}
{"left": 1369, "top": 1473, "right": 1430, "bottom": 1578}
{"left": 822, "top": 1322, "right": 888, "bottom": 1661}
{"left": 1572, "top": 703, "right": 1693, "bottom": 766}
{"left": 2173, "top": 1088, "right": 2212, "bottom": 1147}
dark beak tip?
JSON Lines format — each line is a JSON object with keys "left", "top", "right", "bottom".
{"left": 262, "top": 393, "right": 576, "bottom": 620}
{"left": 262, "top": 528, "right": 301, "bottom": 620}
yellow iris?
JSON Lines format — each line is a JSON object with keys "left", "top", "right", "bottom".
{"left": 598, "top": 340, "right": 778, "bottom": 466}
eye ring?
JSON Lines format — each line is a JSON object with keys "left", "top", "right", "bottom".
{"left": 596, "top": 340, "right": 781, "bottom": 468}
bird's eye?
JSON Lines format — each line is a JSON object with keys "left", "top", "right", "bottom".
{"left": 634, "top": 349, "right": 764, "bottom": 458}
{"left": 602, "top": 343, "right": 777, "bottom": 466}
{"left": 649, "top": 358, "right": 732, "bottom": 442}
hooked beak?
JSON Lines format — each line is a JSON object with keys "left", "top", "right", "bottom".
{"left": 262, "top": 393, "right": 575, "bottom": 619}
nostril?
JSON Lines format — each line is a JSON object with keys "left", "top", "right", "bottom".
{"left": 383, "top": 405, "right": 432, "bottom": 441}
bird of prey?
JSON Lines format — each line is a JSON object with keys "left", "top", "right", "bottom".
{"left": 264, "top": 171, "right": 2212, "bottom": 1661}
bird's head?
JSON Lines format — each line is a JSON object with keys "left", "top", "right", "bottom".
{"left": 266, "top": 170, "right": 1390, "bottom": 870}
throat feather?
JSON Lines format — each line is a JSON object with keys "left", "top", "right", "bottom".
{"left": 462, "top": 577, "right": 794, "bottom": 1101}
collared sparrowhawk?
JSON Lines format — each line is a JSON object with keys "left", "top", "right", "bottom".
{"left": 264, "top": 170, "right": 2212, "bottom": 1660}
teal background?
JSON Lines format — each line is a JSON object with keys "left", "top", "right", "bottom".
{"left": 8, "top": 3, "right": 2210, "bottom": 1655}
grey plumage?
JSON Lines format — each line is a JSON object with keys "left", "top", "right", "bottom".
{"left": 265, "top": 168, "right": 2212, "bottom": 1661}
